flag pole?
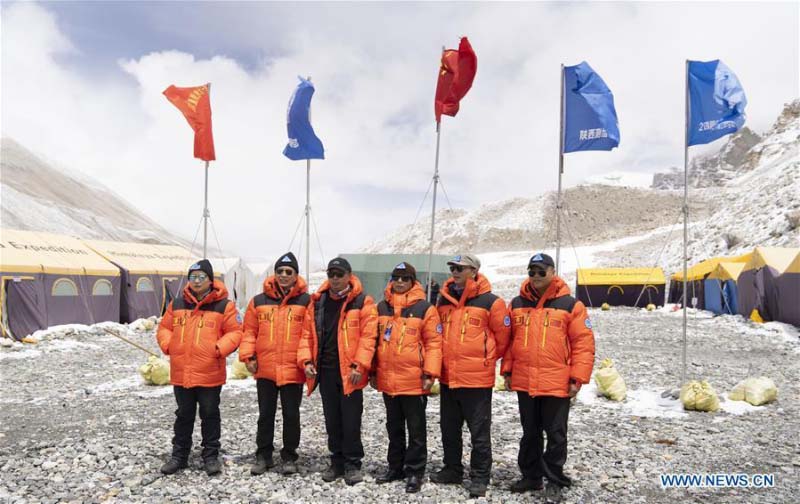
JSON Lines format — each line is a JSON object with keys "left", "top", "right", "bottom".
{"left": 203, "top": 160, "right": 209, "bottom": 258}
{"left": 306, "top": 159, "right": 311, "bottom": 277}
{"left": 305, "top": 76, "right": 313, "bottom": 278}
{"left": 681, "top": 59, "right": 690, "bottom": 386}
{"left": 555, "top": 64, "right": 565, "bottom": 275}
{"left": 202, "top": 82, "right": 212, "bottom": 259}
{"left": 426, "top": 120, "right": 442, "bottom": 303}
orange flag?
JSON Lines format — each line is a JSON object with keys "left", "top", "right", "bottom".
{"left": 163, "top": 83, "right": 216, "bottom": 161}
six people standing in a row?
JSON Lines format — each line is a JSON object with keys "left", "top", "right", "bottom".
{"left": 156, "top": 252, "right": 595, "bottom": 501}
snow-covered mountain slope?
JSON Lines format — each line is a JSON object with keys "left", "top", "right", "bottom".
{"left": 364, "top": 100, "right": 800, "bottom": 277}
{"left": 1, "top": 138, "right": 190, "bottom": 246}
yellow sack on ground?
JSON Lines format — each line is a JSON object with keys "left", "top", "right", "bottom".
{"left": 729, "top": 377, "right": 778, "bottom": 406}
{"left": 594, "top": 358, "right": 627, "bottom": 401}
{"left": 680, "top": 380, "right": 719, "bottom": 412}
{"left": 646, "top": 304, "right": 656, "bottom": 311}
{"left": 232, "top": 360, "right": 253, "bottom": 379}
{"left": 138, "top": 356, "right": 170, "bottom": 385}
{"left": 494, "top": 371, "right": 508, "bottom": 392}
{"left": 429, "top": 382, "right": 440, "bottom": 395}
{"left": 601, "top": 303, "right": 611, "bottom": 311}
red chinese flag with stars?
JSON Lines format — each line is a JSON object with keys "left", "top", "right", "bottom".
{"left": 434, "top": 37, "right": 477, "bottom": 122}
{"left": 163, "top": 83, "right": 216, "bottom": 161}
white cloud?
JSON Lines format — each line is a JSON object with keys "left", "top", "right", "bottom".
{"left": 1, "top": 2, "right": 798, "bottom": 264}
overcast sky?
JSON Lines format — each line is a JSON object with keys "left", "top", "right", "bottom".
{"left": 2, "top": 1, "right": 798, "bottom": 264}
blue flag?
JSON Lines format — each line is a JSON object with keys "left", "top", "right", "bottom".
{"left": 687, "top": 60, "right": 747, "bottom": 146}
{"left": 283, "top": 77, "right": 324, "bottom": 160}
{"left": 563, "top": 62, "right": 620, "bottom": 153}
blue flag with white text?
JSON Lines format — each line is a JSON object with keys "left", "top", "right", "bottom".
{"left": 687, "top": 60, "right": 747, "bottom": 146}
{"left": 283, "top": 77, "right": 324, "bottom": 160}
{"left": 563, "top": 62, "right": 620, "bottom": 153}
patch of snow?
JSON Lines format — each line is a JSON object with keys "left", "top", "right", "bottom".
{"left": 718, "top": 393, "right": 765, "bottom": 415}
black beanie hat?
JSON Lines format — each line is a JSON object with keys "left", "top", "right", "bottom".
{"left": 391, "top": 261, "right": 417, "bottom": 281}
{"left": 188, "top": 259, "right": 214, "bottom": 280}
{"left": 275, "top": 252, "right": 300, "bottom": 273}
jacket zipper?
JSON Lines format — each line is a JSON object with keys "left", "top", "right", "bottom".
{"left": 195, "top": 316, "right": 204, "bottom": 345}
{"left": 286, "top": 308, "right": 292, "bottom": 342}
{"left": 460, "top": 312, "right": 469, "bottom": 343}
{"left": 523, "top": 314, "right": 531, "bottom": 347}
{"left": 269, "top": 310, "right": 275, "bottom": 342}
{"left": 541, "top": 312, "right": 549, "bottom": 349}
{"left": 342, "top": 315, "right": 350, "bottom": 350}
{"left": 179, "top": 318, "right": 185, "bottom": 344}
{"left": 396, "top": 323, "right": 406, "bottom": 354}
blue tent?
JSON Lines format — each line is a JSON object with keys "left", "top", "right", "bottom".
{"left": 704, "top": 262, "right": 745, "bottom": 315}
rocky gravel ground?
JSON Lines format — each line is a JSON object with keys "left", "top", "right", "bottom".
{"left": 1, "top": 310, "right": 798, "bottom": 503}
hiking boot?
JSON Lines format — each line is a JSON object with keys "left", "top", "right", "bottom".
{"left": 405, "top": 474, "right": 423, "bottom": 493}
{"left": 321, "top": 465, "right": 344, "bottom": 482}
{"left": 160, "top": 458, "right": 188, "bottom": 475}
{"left": 344, "top": 468, "right": 364, "bottom": 486}
{"left": 468, "top": 481, "right": 488, "bottom": 497}
{"left": 430, "top": 467, "right": 463, "bottom": 485}
{"left": 204, "top": 458, "right": 222, "bottom": 476}
{"left": 376, "top": 468, "right": 405, "bottom": 484}
{"left": 545, "top": 483, "right": 563, "bottom": 503}
{"left": 511, "top": 477, "right": 544, "bottom": 493}
{"left": 250, "top": 454, "right": 275, "bottom": 475}
{"left": 282, "top": 460, "right": 298, "bottom": 475}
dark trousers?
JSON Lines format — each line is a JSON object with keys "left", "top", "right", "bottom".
{"left": 517, "top": 393, "right": 572, "bottom": 487}
{"left": 256, "top": 379, "right": 303, "bottom": 461}
{"left": 440, "top": 385, "right": 493, "bottom": 483}
{"left": 318, "top": 366, "right": 364, "bottom": 470}
{"left": 172, "top": 385, "right": 222, "bottom": 462}
{"left": 383, "top": 393, "right": 428, "bottom": 476}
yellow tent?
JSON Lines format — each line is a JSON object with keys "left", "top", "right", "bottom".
{"left": 0, "top": 229, "right": 120, "bottom": 339}
{"left": 738, "top": 247, "right": 800, "bottom": 324}
{"left": 671, "top": 252, "right": 751, "bottom": 281}
{"left": 1, "top": 228, "right": 120, "bottom": 276}
{"left": 575, "top": 268, "right": 666, "bottom": 307}
{"left": 707, "top": 262, "right": 746, "bottom": 281}
{"left": 82, "top": 239, "right": 196, "bottom": 323}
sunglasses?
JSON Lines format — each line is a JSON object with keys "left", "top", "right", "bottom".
{"left": 391, "top": 275, "right": 413, "bottom": 282}
{"left": 188, "top": 273, "right": 209, "bottom": 282}
{"left": 327, "top": 270, "right": 346, "bottom": 279}
{"left": 449, "top": 265, "right": 466, "bottom": 273}
{"left": 276, "top": 268, "right": 295, "bottom": 277}
{"left": 528, "top": 269, "right": 548, "bottom": 278}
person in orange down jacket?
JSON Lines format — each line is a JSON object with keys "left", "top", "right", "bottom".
{"left": 240, "top": 252, "right": 310, "bottom": 476}
{"left": 502, "top": 253, "right": 595, "bottom": 503}
{"left": 430, "top": 254, "right": 510, "bottom": 498}
{"left": 156, "top": 259, "right": 243, "bottom": 476}
{"left": 370, "top": 262, "right": 442, "bottom": 494}
{"left": 297, "top": 257, "right": 378, "bottom": 486}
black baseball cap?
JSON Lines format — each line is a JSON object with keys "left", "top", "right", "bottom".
{"left": 327, "top": 257, "right": 352, "bottom": 274}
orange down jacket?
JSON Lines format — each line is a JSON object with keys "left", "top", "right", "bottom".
{"left": 436, "top": 274, "right": 511, "bottom": 388}
{"left": 297, "top": 275, "right": 378, "bottom": 396}
{"left": 374, "top": 282, "right": 443, "bottom": 396}
{"left": 501, "top": 276, "right": 595, "bottom": 397}
{"left": 239, "top": 276, "right": 311, "bottom": 385}
{"left": 157, "top": 280, "right": 243, "bottom": 388}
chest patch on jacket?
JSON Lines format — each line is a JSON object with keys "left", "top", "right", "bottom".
{"left": 468, "top": 317, "right": 481, "bottom": 327}
{"left": 292, "top": 314, "right": 304, "bottom": 322}
{"left": 405, "top": 327, "right": 418, "bottom": 336}
{"left": 514, "top": 315, "right": 525, "bottom": 325}
{"left": 204, "top": 320, "right": 217, "bottom": 329}
{"left": 348, "top": 320, "right": 359, "bottom": 328}
{"left": 548, "top": 319, "right": 563, "bottom": 329}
